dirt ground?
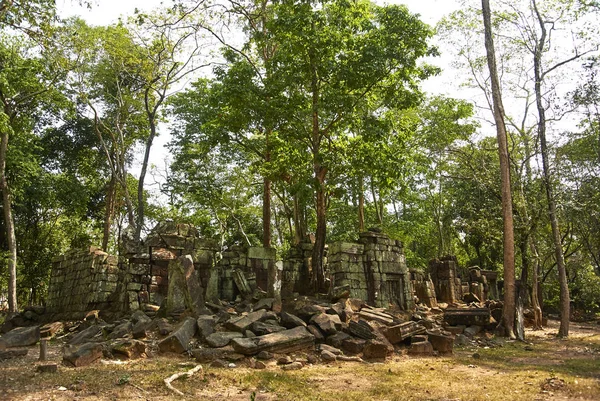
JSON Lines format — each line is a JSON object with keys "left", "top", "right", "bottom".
{"left": 0, "top": 319, "right": 598, "bottom": 401}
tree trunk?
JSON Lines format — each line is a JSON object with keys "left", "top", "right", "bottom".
{"left": 312, "top": 170, "right": 327, "bottom": 293}
{"left": 530, "top": 235, "right": 544, "bottom": 329}
{"left": 135, "top": 117, "right": 157, "bottom": 242}
{"left": 293, "top": 194, "right": 305, "bottom": 245}
{"left": 263, "top": 135, "right": 272, "bottom": 248}
{"left": 482, "top": 0, "right": 516, "bottom": 339}
{"left": 102, "top": 174, "right": 116, "bottom": 251}
{"left": 370, "top": 179, "right": 383, "bottom": 225}
{"left": 358, "top": 175, "right": 365, "bottom": 232}
{"left": 532, "top": 0, "right": 569, "bottom": 337}
{"left": 0, "top": 130, "right": 17, "bottom": 312}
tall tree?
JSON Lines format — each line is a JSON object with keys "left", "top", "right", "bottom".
{"left": 482, "top": 0, "right": 517, "bottom": 338}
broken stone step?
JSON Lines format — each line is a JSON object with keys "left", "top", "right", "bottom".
{"left": 231, "top": 326, "right": 315, "bottom": 355}
{"left": 205, "top": 332, "right": 244, "bottom": 348}
{"left": 158, "top": 317, "right": 197, "bottom": 354}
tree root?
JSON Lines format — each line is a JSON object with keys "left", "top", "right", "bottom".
{"left": 164, "top": 364, "right": 203, "bottom": 396}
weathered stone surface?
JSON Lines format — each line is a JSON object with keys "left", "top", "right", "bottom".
{"left": 63, "top": 343, "right": 103, "bottom": 367}
{"left": 325, "top": 332, "right": 351, "bottom": 349}
{"left": 205, "top": 332, "right": 244, "bottom": 348}
{"left": 358, "top": 310, "right": 395, "bottom": 325}
{"left": 155, "top": 318, "right": 173, "bottom": 336}
{"left": 408, "top": 340, "right": 434, "bottom": 356}
{"left": 196, "top": 316, "right": 216, "bottom": 340}
{"left": 251, "top": 321, "right": 286, "bottom": 336}
{"left": 167, "top": 255, "right": 205, "bottom": 315}
{"left": 464, "top": 325, "right": 483, "bottom": 338}
{"left": 348, "top": 320, "right": 377, "bottom": 340}
{"left": 306, "top": 325, "right": 325, "bottom": 342}
{"left": 69, "top": 325, "right": 104, "bottom": 345}
{"left": 454, "top": 334, "right": 469, "bottom": 346}
{"left": 253, "top": 298, "right": 274, "bottom": 311}
{"left": 225, "top": 310, "right": 267, "bottom": 333}
{"left": 108, "top": 321, "right": 132, "bottom": 340}
{"left": 444, "top": 308, "right": 490, "bottom": 326}
{"left": 231, "top": 326, "right": 314, "bottom": 355}
{"left": 132, "top": 320, "right": 151, "bottom": 339}
{"left": 362, "top": 340, "right": 389, "bottom": 359}
{"left": 0, "top": 349, "right": 28, "bottom": 360}
{"left": 253, "top": 360, "right": 267, "bottom": 369}
{"left": 281, "top": 361, "right": 303, "bottom": 371}
{"left": 111, "top": 339, "right": 147, "bottom": 359}
{"left": 257, "top": 351, "right": 273, "bottom": 360}
{"left": 427, "top": 331, "right": 454, "bottom": 354}
{"left": 280, "top": 312, "right": 307, "bottom": 329}
{"left": 445, "top": 325, "right": 466, "bottom": 335}
{"left": 131, "top": 310, "right": 152, "bottom": 325}
{"left": 341, "top": 338, "right": 366, "bottom": 354}
{"left": 310, "top": 313, "right": 341, "bottom": 335}
{"left": 320, "top": 344, "right": 343, "bottom": 355}
{"left": 0, "top": 326, "right": 40, "bottom": 348}
{"left": 321, "top": 350, "right": 337, "bottom": 362}
{"left": 192, "top": 346, "right": 244, "bottom": 363}
{"left": 381, "top": 321, "right": 426, "bottom": 344}
{"left": 158, "top": 317, "right": 197, "bottom": 354}
{"left": 277, "top": 355, "right": 294, "bottom": 365}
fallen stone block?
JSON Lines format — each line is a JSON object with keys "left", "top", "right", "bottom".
{"left": 408, "top": 340, "right": 434, "bottom": 356}
{"left": 320, "top": 350, "right": 337, "bottom": 362}
{"left": 253, "top": 298, "right": 275, "bottom": 311}
{"left": 231, "top": 326, "right": 314, "bottom": 355}
{"left": 325, "top": 332, "right": 351, "bottom": 349}
{"left": 280, "top": 312, "right": 307, "bottom": 329}
{"left": 362, "top": 340, "right": 389, "bottom": 359}
{"left": 0, "top": 349, "right": 28, "bottom": 360}
{"left": 464, "top": 325, "right": 483, "bottom": 338}
{"left": 427, "top": 331, "right": 454, "bottom": 354}
{"left": 69, "top": 325, "right": 104, "bottom": 345}
{"left": 358, "top": 310, "right": 395, "bottom": 325}
{"left": 205, "top": 332, "right": 244, "bottom": 348}
{"left": 196, "top": 316, "right": 217, "bottom": 340}
{"left": 111, "top": 339, "right": 147, "bottom": 359}
{"left": 0, "top": 326, "right": 40, "bottom": 348}
{"left": 348, "top": 320, "right": 377, "bottom": 340}
{"left": 63, "top": 343, "right": 103, "bottom": 367}
{"left": 310, "top": 313, "right": 341, "bottom": 335}
{"left": 281, "top": 361, "right": 303, "bottom": 371}
{"left": 306, "top": 325, "right": 325, "bottom": 342}
{"left": 108, "top": 321, "right": 132, "bottom": 340}
{"left": 341, "top": 338, "right": 366, "bottom": 354}
{"left": 155, "top": 318, "right": 174, "bottom": 336}
{"left": 381, "top": 321, "right": 426, "bottom": 344}
{"left": 444, "top": 308, "right": 490, "bottom": 327}
{"left": 225, "top": 310, "right": 267, "bottom": 333}
{"left": 158, "top": 317, "right": 197, "bottom": 354}
{"left": 319, "top": 344, "right": 342, "bottom": 355}
{"left": 192, "top": 346, "right": 244, "bottom": 363}
{"left": 251, "top": 322, "right": 286, "bottom": 336}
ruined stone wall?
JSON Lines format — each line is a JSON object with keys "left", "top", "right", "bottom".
{"left": 47, "top": 247, "right": 122, "bottom": 319}
{"left": 282, "top": 242, "right": 319, "bottom": 297}
{"left": 329, "top": 232, "right": 414, "bottom": 310}
{"left": 410, "top": 269, "right": 438, "bottom": 308}
{"left": 218, "top": 246, "right": 277, "bottom": 301}
{"left": 429, "top": 256, "right": 462, "bottom": 304}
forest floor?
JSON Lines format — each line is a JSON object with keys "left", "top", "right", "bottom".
{"left": 0, "top": 319, "right": 598, "bottom": 401}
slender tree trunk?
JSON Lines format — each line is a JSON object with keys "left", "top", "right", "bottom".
{"left": 530, "top": 235, "right": 543, "bottom": 329}
{"left": 135, "top": 118, "right": 157, "bottom": 242}
{"left": 0, "top": 129, "right": 17, "bottom": 312}
{"left": 532, "top": 0, "right": 569, "bottom": 337}
{"left": 482, "top": 0, "right": 516, "bottom": 339}
{"left": 358, "top": 175, "right": 365, "bottom": 232}
{"left": 370, "top": 179, "right": 383, "bottom": 225}
{"left": 102, "top": 174, "right": 116, "bottom": 251}
{"left": 293, "top": 194, "right": 305, "bottom": 245}
{"left": 263, "top": 133, "right": 272, "bottom": 248}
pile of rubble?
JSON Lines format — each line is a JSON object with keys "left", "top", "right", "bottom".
{"left": 0, "top": 293, "right": 501, "bottom": 370}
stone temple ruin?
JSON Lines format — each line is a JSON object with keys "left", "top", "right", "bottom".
{"left": 46, "top": 223, "right": 418, "bottom": 320}
{"left": 46, "top": 222, "right": 500, "bottom": 321}
{"left": 0, "top": 221, "right": 510, "bottom": 370}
